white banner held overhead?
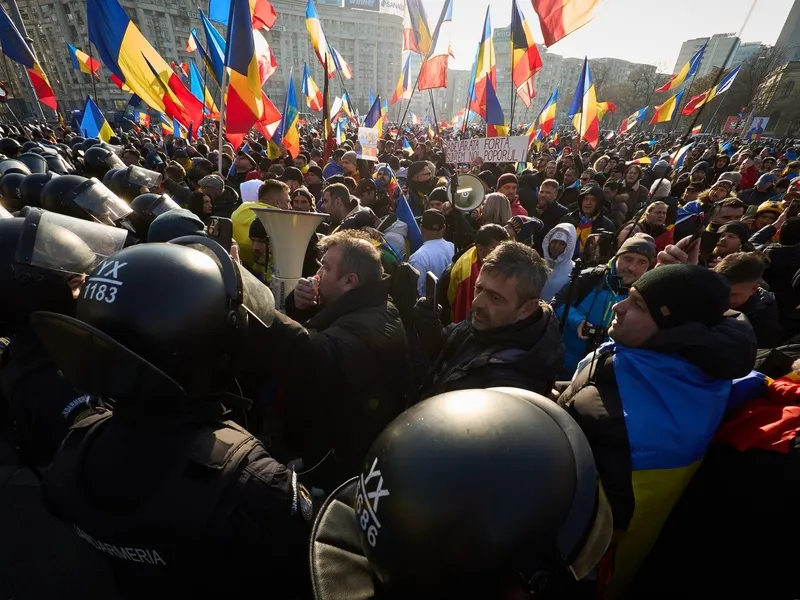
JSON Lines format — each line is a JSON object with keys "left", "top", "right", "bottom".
{"left": 443, "top": 136, "right": 529, "bottom": 164}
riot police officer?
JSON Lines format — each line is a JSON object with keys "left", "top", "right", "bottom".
{"left": 34, "top": 238, "right": 313, "bottom": 599}
{"left": 310, "top": 387, "right": 613, "bottom": 599}
{"left": 0, "top": 209, "right": 127, "bottom": 465}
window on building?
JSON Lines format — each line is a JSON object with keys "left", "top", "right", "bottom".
{"left": 781, "top": 81, "right": 794, "bottom": 99}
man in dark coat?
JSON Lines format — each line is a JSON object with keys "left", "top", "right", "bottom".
{"left": 415, "top": 241, "right": 564, "bottom": 400}
{"left": 259, "top": 230, "right": 408, "bottom": 493}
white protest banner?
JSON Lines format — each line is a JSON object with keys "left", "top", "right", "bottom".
{"left": 358, "top": 127, "right": 379, "bottom": 161}
{"left": 443, "top": 136, "right": 529, "bottom": 164}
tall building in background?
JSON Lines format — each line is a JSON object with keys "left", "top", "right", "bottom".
{"left": 264, "top": 0, "right": 403, "bottom": 116}
{"left": 673, "top": 34, "right": 741, "bottom": 77}
{"left": 732, "top": 42, "right": 768, "bottom": 66}
{"left": 776, "top": 0, "right": 800, "bottom": 62}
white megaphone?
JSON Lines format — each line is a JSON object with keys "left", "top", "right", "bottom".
{"left": 251, "top": 207, "right": 328, "bottom": 313}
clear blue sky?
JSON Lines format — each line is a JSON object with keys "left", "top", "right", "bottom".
{"left": 421, "top": 0, "right": 794, "bottom": 71}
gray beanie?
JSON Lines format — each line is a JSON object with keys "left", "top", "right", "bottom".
{"left": 616, "top": 232, "right": 656, "bottom": 263}
{"left": 342, "top": 150, "right": 357, "bottom": 164}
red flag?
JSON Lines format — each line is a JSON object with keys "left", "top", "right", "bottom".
{"left": 530, "top": 0, "right": 599, "bottom": 47}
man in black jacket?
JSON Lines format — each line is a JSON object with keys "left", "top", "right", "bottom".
{"left": 415, "top": 241, "right": 564, "bottom": 400}
{"left": 714, "top": 251, "right": 784, "bottom": 348}
{"left": 533, "top": 178, "right": 568, "bottom": 254}
{"left": 259, "top": 230, "right": 408, "bottom": 493}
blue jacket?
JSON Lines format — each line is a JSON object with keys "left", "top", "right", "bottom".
{"left": 553, "top": 262, "right": 628, "bottom": 376}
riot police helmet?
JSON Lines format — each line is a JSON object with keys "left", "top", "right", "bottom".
{"left": 21, "top": 141, "right": 40, "bottom": 153}
{"left": 40, "top": 175, "right": 132, "bottom": 226}
{"left": 310, "top": 388, "right": 613, "bottom": 599}
{"left": 45, "top": 152, "right": 72, "bottom": 175}
{"left": 18, "top": 151, "right": 48, "bottom": 174}
{"left": 109, "top": 167, "right": 145, "bottom": 202}
{"left": 0, "top": 204, "right": 12, "bottom": 219}
{"left": 0, "top": 158, "right": 31, "bottom": 177}
{"left": 19, "top": 172, "right": 60, "bottom": 208}
{"left": 68, "top": 136, "right": 86, "bottom": 150}
{"left": 1, "top": 172, "right": 27, "bottom": 211}
{"left": 128, "top": 193, "right": 180, "bottom": 240}
{"left": 83, "top": 145, "right": 125, "bottom": 179}
{"left": 0, "top": 209, "right": 126, "bottom": 334}
{"left": 31, "top": 237, "right": 275, "bottom": 405}
{"left": 83, "top": 138, "right": 100, "bottom": 150}
{"left": 0, "top": 137, "right": 21, "bottom": 157}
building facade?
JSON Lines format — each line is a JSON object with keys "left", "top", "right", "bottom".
{"left": 775, "top": 0, "right": 800, "bottom": 62}
{"left": 672, "top": 34, "right": 741, "bottom": 77}
{"left": 752, "top": 60, "right": 800, "bottom": 137}
{"left": 263, "top": 0, "right": 403, "bottom": 117}
{"left": 3, "top": 0, "right": 403, "bottom": 125}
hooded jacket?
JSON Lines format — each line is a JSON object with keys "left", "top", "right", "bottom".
{"left": 558, "top": 312, "right": 756, "bottom": 599}
{"left": 540, "top": 223, "right": 577, "bottom": 302}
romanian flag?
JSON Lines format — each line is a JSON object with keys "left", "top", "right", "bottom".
{"left": 417, "top": 0, "right": 453, "bottom": 90}
{"left": 511, "top": 0, "right": 542, "bottom": 108}
{"left": 331, "top": 46, "right": 353, "bottom": 79}
{"left": 409, "top": 112, "right": 421, "bottom": 125}
{"left": 691, "top": 124, "right": 702, "bottom": 134}
{"left": 528, "top": 88, "right": 557, "bottom": 143}
{"left": 469, "top": 7, "right": 497, "bottom": 120}
{"left": 321, "top": 56, "right": 334, "bottom": 162}
{"left": 133, "top": 110, "right": 150, "bottom": 128}
{"left": 530, "top": 0, "right": 599, "bottom": 47}
{"left": 403, "top": 0, "right": 432, "bottom": 56}
{"left": 189, "top": 60, "right": 218, "bottom": 117}
{"left": 656, "top": 43, "right": 705, "bottom": 93}
{"left": 650, "top": 90, "right": 684, "bottom": 124}
{"left": 448, "top": 246, "right": 481, "bottom": 323}
{"left": 363, "top": 96, "right": 382, "bottom": 129}
{"left": 0, "top": 4, "right": 56, "bottom": 110}
{"left": 306, "top": 0, "right": 349, "bottom": 79}
{"left": 67, "top": 44, "right": 100, "bottom": 78}
{"left": 618, "top": 106, "right": 648, "bottom": 133}
{"left": 568, "top": 58, "right": 599, "bottom": 148}
{"left": 208, "top": 0, "right": 277, "bottom": 31}
{"left": 682, "top": 65, "right": 741, "bottom": 116}
{"left": 302, "top": 62, "right": 323, "bottom": 112}
{"left": 185, "top": 32, "right": 197, "bottom": 53}
{"left": 279, "top": 71, "right": 300, "bottom": 158}
{"left": 224, "top": 0, "right": 264, "bottom": 137}
{"left": 380, "top": 98, "right": 388, "bottom": 131}
{"left": 87, "top": 0, "right": 200, "bottom": 128}
{"left": 390, "top": 52, "right": 412, "bottom": 105}
{"left": 80, "top": 96, "right": 114, "bottom": 142}
{"left": 596, "top": 101, "right": 616, "bottom": 121}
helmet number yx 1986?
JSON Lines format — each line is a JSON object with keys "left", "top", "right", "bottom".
{"left": 356, "top": 457, "right": 390, "bottom": 548}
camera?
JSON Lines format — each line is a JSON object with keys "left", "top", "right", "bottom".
{"left": 581, "top": 322, "right": 607, "bottom": 350}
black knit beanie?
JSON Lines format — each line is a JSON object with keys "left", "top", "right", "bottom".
{"left": 633, "top": 265, "right": 730, "bottom": 329}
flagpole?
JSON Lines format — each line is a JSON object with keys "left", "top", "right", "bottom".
{"left": 508, "top": 3, "right": 516, "bottom": 132}
{"left": 217, "top": 64, "right": 228, "bottom": 174}
{"left": 428, "top": 89, "right": 441, "bottom": 140}
{"left": 398, "top": 70, "right": 420, "bottom": 129}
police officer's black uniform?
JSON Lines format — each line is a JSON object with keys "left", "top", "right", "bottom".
{"left": 35, "top": 239, "right": 313, "bottom": 599}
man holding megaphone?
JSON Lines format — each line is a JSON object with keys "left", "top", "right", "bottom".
{"left": 257, "top": 230, "right": 408, "bottom": 494}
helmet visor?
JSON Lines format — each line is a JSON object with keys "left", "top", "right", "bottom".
{"left": 70, "top": 179, "right": 132, "bottom": 225}
{"left": 126, "top": 165, "right": 163, "bottom": 189}
{"left": 102, "top": 151, "right": 126, "bottom": 171}
{"left": 16, "top": 210, "right": 128, "bottom": 276}
{"left": 152, "top": 194, "right": 180, "bottom": 216}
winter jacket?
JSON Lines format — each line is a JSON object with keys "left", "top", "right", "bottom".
{"left": 261, "top": 283, "right": 408, "bottom": 492}
{"left": 558, "top": 312, "right": 757, "bottom": 599}
{"left": 559, "top": 209, "right": 616, "bottom": 259}
{"left": 509, "top": 197, "right": 528, "bottom": 216}
{"left": 417, "top": 303, "right": 564, "bottom": 400}
{"left": 737, "top": 287, "right": 784, "bottom": 348}
{"left": 552, "top": 262, "right": 628, "bottom": 375}
{"left": 533, "top": 200, "right": 569, "bottom": 254}
{"left": 540, "top": 223, "right": 577, "bottom": 302}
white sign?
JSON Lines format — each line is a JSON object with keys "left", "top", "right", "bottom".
{"left": 358, "top": 127, "right": 379, "bottom": 162}
{"left": 443, "top": 136, "right": 529, "bottom": 164}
